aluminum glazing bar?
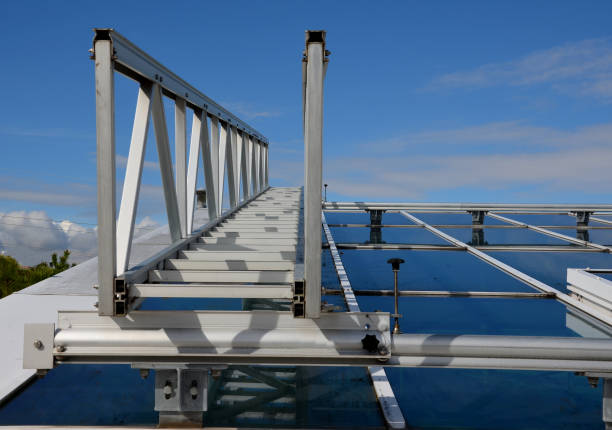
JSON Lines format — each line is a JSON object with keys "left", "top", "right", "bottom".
{"left": 332, "top": 243, "right": 602, "bottom": 252}
{"left": 399, "top": 211, "right": 612, "bottom": 328}
{"left": 92, "top": 29, "right": 267, "bottom": 143}
{"left": 322, "top": 212, "right": 406, "bottom": 429}
{"left": 322, "top": 289, "right": 554, "bottom": 298}
{"left": 324, "top": 202, "right": 612, "bottom": 212}
{"left": 94, "top": 37, "right": 117, "bottom": 316}
{"left": 488, "top": 212, "right": 611, "bottom": 251}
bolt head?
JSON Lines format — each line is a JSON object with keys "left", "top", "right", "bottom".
{"left": 33, "top": 340, "right": 43, "bottom": 350}
{"left": 387, "top": 258, "right": 405, "bottom": 271}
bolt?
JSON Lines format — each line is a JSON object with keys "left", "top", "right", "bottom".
{"left": 33, "top": 340, "right": 43, "bottom": 350}
{"left": 93, "top": 284, "right": 99, "bottom": 289}
{"left": 163, "top": 381, "right": 173, "bottom": 399}
{"left": 190, "top": 380, "right": 198, "bottom": 399}
{"left": 55, "top": 345, "right": 66, "bottom": 353}
{"left": 139, "top": 369, "right": 149, "bottom": 380}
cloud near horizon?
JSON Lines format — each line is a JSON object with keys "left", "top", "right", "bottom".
{"left": 0, "top": 211, "right": 159, "bottom": 266}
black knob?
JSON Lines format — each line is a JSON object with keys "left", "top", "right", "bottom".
{"left": 387, "top": 258, "right": 405, "bottom": 271}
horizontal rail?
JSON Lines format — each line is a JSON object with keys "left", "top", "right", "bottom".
{"left": 322, "top": 289, "right": 555, "bottom": 299}
{"left": 93, "top": 29, "right": 267, "bottom": 143}
{"left": 331, "top": 243, "right": 602, "bottom": 252}
{"left": 130, "top": 283, "right": 293, "bottom": 299}
{"left": 324, "top": 202, "right": 612, "bottom": 212}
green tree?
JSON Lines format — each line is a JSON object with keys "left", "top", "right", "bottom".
{"left": 0, "top": 250, "right": 76, "bottom": 298}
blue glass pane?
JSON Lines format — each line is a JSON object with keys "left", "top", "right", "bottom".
{"left": 385, "top": 368, "right": 602, "bottom": 430}
{"left": 486, "top": 251, "right": 612, "bottom": 292}
{"left": 330, "top": 227, "right": 448, "bottom": 245}
{"left": 358, "top": 296, "right": 585, "bottom": 336}
{"left": 549, "top": 228, "right": 612, "bottom": 246}
{"left": 0, "top": 365, "right": 383, "bottom": 428}
{"left": 324, "top": 211, "right": 415, "bottom": 225}
{"left": 503, "top": 214, "right": 578, "bottom": 226}
{"left": 340, "top": 249, "right": 533, "bottom": 292}
{"left": 441, "top": 227, "right": 576, "bottom": 246}
{"left": 414, "top": 212, "right": 508, "bottom": 225}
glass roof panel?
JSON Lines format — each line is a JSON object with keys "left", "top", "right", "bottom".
{"left": 323, "top": 211, "right": 416, "bottom": 225}
{"left": 329, "top": 227, "right": 449, "bottom": 245}
{"left": 440, "top": 227, "right": 578, "bottom": 246}
{"left": 485, "top": 251, "right": 612, "bottom": 292}
{"left": 339, "top": 249, "right": 533, "bottom": 293}
{"left": 500, "top": 214, "right": 578, "bottom": 226}
{"left": 414, "top": 212, "right": 509, "bottom": 225}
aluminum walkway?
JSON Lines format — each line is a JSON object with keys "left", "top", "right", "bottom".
{"left": 129, "top": 187, "right": 301, "bottom": 302}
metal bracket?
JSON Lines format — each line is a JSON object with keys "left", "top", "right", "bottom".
{"left": 113, "top": 277, "right": 127, "bottom": 316}
{"left": 293, "top": 263, "right": 305, "bottom": 317}
{"left": 469, "top": 210, "right": 487, "bottom": 225}
{"left": 155, "top": 368, "right": 208, "bottom": 427}
{"left": 575, "top": 211, "right": 591, "bottom": 226}
{"left": 23, "top": 323, "right": 55, "bottom": 370}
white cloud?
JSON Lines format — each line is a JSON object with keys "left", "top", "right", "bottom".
{"left": 429, "top": 38, "right": 612, "bottom": 100}
{"left": 301, "top": 121, "right": 612, "bottom": 201}
{"left": 0, "top": 211, "right": 160, "bottom": 266}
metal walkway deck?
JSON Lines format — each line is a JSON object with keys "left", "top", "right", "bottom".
{"left": 131, "top": 188, "right": 301, "bottom": 302}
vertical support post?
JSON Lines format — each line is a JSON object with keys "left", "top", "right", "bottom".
{"left": 209, "top": 117, "right": 220, "bottom": 217}
{"left": 235, "top": 130, "right": 244, "bottom": 203}
{"left": 263, "top": 144, "right": 269, "bottom": 187}
{"left": 175, "top": 98, "right": 188, "bottom": 238}
{"left": 94, "top": 36, "right": 117, "bottom": 316}
{"left": 199, "top": 113, "right": 217, "bottom": 221}
{"left": 218, "top": 121, "right": 229, "bottom": 215}
{"left": 244, "top": 136, "right": 253, "bottom": 199}
{"left": 303, "top": 30, "right": 327, "bottom": 318}
{"left": 253, "top": 140, "right": 261, "bottom": 194}
{"left": 240, "top": 132, "right": 250, "bottom": 200}
{"left": 604, "top": 378, "right": 612, "bottom": 429}
{"left": 226, "top": 126, "right": 238, "bottom": 208}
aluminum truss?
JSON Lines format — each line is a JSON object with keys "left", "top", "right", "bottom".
{"left": 92, "top": 29, "right": 270, "bottom": 316}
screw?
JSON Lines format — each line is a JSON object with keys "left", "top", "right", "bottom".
{"left": 55, "top": 345, "right": 66, "bottom": 353}
{"left": 190, "top": 380, "right": 198, "bottom": 399}
{"left": 33, "top": 340, "right": 43, "bottom": 350}
{"left": 139, "top": 369, "right": 149, "bottom": 380}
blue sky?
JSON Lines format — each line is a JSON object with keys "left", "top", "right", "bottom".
{"left": 1, "top": 1, "right": 612, "bottom": 262}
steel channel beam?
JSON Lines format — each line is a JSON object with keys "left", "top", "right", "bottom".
{"left": 399, "top": 211, "right": 612, "bottom": 328}
{"left": 322, "top": 213, "right": 406, "bottom": 429}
